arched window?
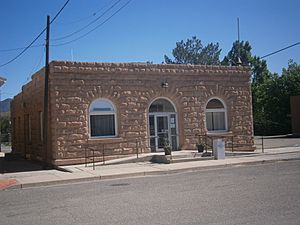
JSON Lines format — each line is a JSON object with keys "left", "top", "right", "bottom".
{"left": 89, "top": 99, "right": 117, "bottom": 137}
{"left": 149, "top": 98, "right": 176, "bottom": 113}
{"left": 206, "top": 98, "right": 227, "bottom": 132}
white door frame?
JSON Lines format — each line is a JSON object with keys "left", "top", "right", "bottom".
{"left": 149, "top": 112, "right": 178, "bottom": 152}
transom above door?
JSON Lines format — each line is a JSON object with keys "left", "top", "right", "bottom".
{"left": 148, "top": 98, "right": 178, "bottom": 152}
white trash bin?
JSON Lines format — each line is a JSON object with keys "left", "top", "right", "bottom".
{"left": 213, "top": 139, "right": 225, "bottom": 160}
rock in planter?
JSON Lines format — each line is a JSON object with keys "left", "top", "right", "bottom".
{"left": 150, "top": 155, "right": 171, "bottom": 164}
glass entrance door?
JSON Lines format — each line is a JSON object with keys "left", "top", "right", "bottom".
{"left": 149, "top": 98, "right": 178, "bottom": 152}
{"left": 156, "top": 116, "right": 169, "bottom": 150}
{"left": 149, "top": 114, "right": 178, "bottom": 152}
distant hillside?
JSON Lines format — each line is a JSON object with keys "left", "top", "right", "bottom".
{"left": 0, "top": 98, "right": 12, "bottom": 113}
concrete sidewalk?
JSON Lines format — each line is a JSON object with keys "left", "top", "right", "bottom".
{"left": 1, "top": 146, "right": 300, "bottom": 190}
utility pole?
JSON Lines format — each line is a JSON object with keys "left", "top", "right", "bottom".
{"left": 43, "top": 15, "right": 50, "bottom": 169}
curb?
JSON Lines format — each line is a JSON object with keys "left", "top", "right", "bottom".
{"left": 4, "top": 156, "right": 300, "bottom": 190}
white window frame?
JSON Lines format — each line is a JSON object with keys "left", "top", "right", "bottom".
{"left": 89, "top": 98, "right": 117, "bottom": 138}
{"left": 205, "top": 97, "right": 228, "bottom": 133}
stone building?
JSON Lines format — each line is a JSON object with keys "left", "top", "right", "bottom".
{"left": 290, "top": 96, "right": 300, "bottom": 136}
{"left": 11, "top": 61, "right": 255, "bottom": 165}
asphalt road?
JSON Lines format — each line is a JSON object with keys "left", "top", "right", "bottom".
{"left": 1, "top": 160, "right": 300, "bottom": 225}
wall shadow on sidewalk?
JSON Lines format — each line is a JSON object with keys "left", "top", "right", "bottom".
{"left": 0, "top": 154, "right": 46, "bottom": 173}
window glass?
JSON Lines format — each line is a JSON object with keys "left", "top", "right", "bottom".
{"left": 206, "top": 99, "right": 224, "bottom": 109}
{"left": 206, "top": 99, "right": 226, "bottom": 132}
{"left": 170, "top": 114, "right": 177, "bottom": 135}
{"left": 90, "top": 100, "right": 114, "bottom": 113}
{"left": 149, "top": 115, "right": 155, "bottom": 136}
{"left": 206, "top": 112, "right": 213, "bottom": 131}
{"left": 89, "top": 99, "right": 117, "bottom": 137}
{"left": 149, "top": 99, "right": 175, "bottom": 112}
{"left": 206, "top": 112, "right": 226, "bottom": 131}
{"left": 90, "top": 115, "right": 115, "bottom": 137}
{"left": 213, "top": 112, "right": 226, "bottom": 130}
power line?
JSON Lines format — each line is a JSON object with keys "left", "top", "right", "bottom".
{"left": 56, "top": 0, "right": 115, "bottom": 25}
{"left": 52, "top": 0, "right": 122, "bottom": 41}
{"left": 0, "top": 0, "right": 71, "bottom": 68}
{"left": 0, "top": 44, "right": 44, "bottom": 53}
{"left": 0, "top": 28, "right": 46, "bottom": 68}
{"left": 261, "top": 41, "right": 300, "bottom": 59}
{"left": 29, "top": 46, "right": 46, "bottom": 78}
{"left": 52, "top": 0, "right": 132, "bottom": 47}
{"left": 50, "top": 0, "right": 71, "bottom": 24}
{"left": 0, "top": 0, "right": 117, "bottom": 53}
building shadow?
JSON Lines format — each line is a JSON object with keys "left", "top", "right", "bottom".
{"left": 0, "top": 154, "right": 47, "bottom": 173}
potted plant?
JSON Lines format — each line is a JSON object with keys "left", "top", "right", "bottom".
{"left": 163, "top": 140, "right": 172, "bottom": 155}
{"left": 196, "top": 143, "right": 205, "bottom": 153}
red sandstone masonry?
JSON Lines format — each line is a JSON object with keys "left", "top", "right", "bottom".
{"left": 11, "top": 68, "right": 48, "bottom": 161}
{"left": 11, "top": 61, "right": 255, "bottom": 166}
{"left": 50, "top": 61, "right": 250, "bottom": 76}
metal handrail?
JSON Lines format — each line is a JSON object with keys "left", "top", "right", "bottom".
{"left": 84, "top": 136, "right": 174, "bottom": 170}
{"left": 83, "top": 133, "right": 254, "bottom": 170}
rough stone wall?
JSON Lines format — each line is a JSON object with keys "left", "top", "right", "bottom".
{"left": 49, "top": 61, "right": 255, "bottom": 165}
{"left": 11, "top": 61, "right": 255, "bottom": 166}
{"left": 11, "top": 69, "right": 45, "bottom": 161}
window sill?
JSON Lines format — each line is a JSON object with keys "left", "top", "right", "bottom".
{"left": 88, "top": 137, "right": 123, "bottom": 143}
{"left": 207, "top": 131, "right": 233, "bottom": 137}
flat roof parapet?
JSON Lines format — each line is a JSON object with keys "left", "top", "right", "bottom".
{"left": 50, "top": 60, "right": 250, "bottom": 75}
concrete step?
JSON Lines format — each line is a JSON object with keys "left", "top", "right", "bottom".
{"left": 83, "top": 150, "right": 259, "bottom": 167}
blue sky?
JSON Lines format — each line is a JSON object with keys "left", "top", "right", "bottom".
{"left": 0, "top": 0, "right": 299, "bottom": 99}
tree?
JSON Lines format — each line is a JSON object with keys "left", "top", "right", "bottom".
{"left": 251, "top": 56, "right": 272, "bottom": 84}
{"left": 272, "top": 60, "right": 300, "bottom": 132}
{"left": 0, "top": 112, "right": 11, "bottom": 143}
{"left": 164, "top": 36, "right": 221, "bottom": 65}
{"left": 281, "top": 60, "right": 300, "bottom": 96}
{"left": 223, "top": 40, "right": 278, "bottom": 134}
{"left": 222, "top": 40, "right": 252, "bottom": 66}
{"left": 253, "top": 60, "right": 300, "bottom": 135}
{"left": 222, "top": 40, "right": 271, "bottom": 82}
{"left": 165, "top": 38, "right": 299, "bottom": 135}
